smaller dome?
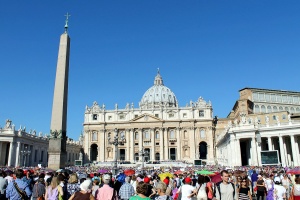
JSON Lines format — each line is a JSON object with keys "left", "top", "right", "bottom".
{"left": 139, "top": 70, "right": 178, "bottom": 109}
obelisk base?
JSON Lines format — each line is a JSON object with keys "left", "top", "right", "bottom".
{"left": 48, "top": 138, "right": 66, "bottom": 169}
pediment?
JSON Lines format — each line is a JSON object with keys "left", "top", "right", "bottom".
{"left": 130, "top": 113, "right": 161, "bottom": 122}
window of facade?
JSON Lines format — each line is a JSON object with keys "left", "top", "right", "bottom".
{"left": 261, "top": 105, "right": 266, "bottom": 113}
{"left": 155, "top": 131, "right": 159, "bottom": 139}
{"left": 291, "top": 107, "right": 295, "bottom": 113}
{"left": 296, "top": 96, "right": 300, "bottom": 104}
{"left": 279, "top": 106, "right": 283, "bottom": 111}
{"left": 265, "top": 94, "right": 270, "bottom": 101}
{"left": 288, "top": 96, "right": 293, "bottom": 103}
{"left": 134, "top": 115, "right": 138, "bottom": 118}
{"left": 134, "top": 153, "right": 139, "bottom": 161}
{"left": 273, "top": 115, "right": 276, "bottom": 120}
{"left": 93, "top": 114, "right": 97, "bottom": 120}
{"left": 119, "top": 115, "right": 125, "bottom": 120}
{"left": 169, "top": 113, "right": 174, "bottom": 118}
{"left": 120, "top": 131, "right": 125, "bottom": 138}
{"left": 253, "top": 93, "right": 258, "bottom": 101}
{"left": 282, "top": 114, "right": 286, "bottom": 120}
{"left": 199, "top": 110, "right": 204, "bottom": 117}
{"left": 282, "top": 95, "right": 287, "bottom": 103}
{"left": 273, "top": 106, "right": 278, "bottom": 112}
{"left": 135, "top": 132, "right": 139, "bottom": 140}
{"left": 254, "top": 105, "right": 260, "bottom": 113}
{"left": 170, "top": 130, "right": 175, "bottom": 138}
{"left": 259, "top": 93, "right": 265, "bottom": 101}
{"left": 267, "top": 106, "right": 272, "bottom": 113}
{"left": 144, "top": 131, "right": 150, "bottom": 139}
{"left": 271, "top": 94, "right": 276, "bottom": 102}
{"left": 200, "top": 129, "right": 205, "bottom": 138}
{"left": 155, "top": 114, "right": 159, "bottom": 117}
{"left": 108, "top": 116, "right": 112, "bottom": 120}
{"left": 277, "top": 95, "right": 282, "bottom": 102}
{"left": 285, "top": 107, "right": 289, "bottom": 112}
{"left": 183, "top": 113, "right": 187, "bottom": 118}
{"left": 92, "top": 131, "right": 98, "bottom": 141}
{"left": 296, "top": 107, "right": 300, "bottom": 113}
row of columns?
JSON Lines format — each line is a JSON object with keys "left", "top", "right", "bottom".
{"left": 230, "top": 134, "right": 299, "bottom": 167}
{"left": 88, "top": 127, "right": 209, "bottom": 162}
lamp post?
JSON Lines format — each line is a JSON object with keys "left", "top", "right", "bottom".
{"left": 139, "top": 147, "right": 149, "bottom": 174}
{"left": 20, "top": 146, "right": 31, "bottom": 167}
{"left": 108, "top": 128, "right": 125, "bottom": 175}
{"left": 212, "top": 116, "right": 218, "bottom": 165}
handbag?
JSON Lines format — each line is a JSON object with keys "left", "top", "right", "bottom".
{"left": 13, "top": 181, "right": 29, "bottom": 200}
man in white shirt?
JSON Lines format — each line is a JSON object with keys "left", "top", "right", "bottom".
{"left": 215, "top": 170, "right": 237, "bottom": 200}
{"left": 180, "top": 177, "right": 197, "bottom": 200}
{"left": 274, "top": 181, "right": 286, "bottom": 200}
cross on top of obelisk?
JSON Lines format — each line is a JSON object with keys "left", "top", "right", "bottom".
{"left": 64, "top": 12, "right": 71, "bottom": 33}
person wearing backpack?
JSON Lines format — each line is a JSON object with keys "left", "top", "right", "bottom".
{"left": 214, "top": 170, "right": 237, "bottom": 200}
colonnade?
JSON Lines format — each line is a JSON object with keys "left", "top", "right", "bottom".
{"left": 225, "top": 134, "right": 300, "bottom": 167}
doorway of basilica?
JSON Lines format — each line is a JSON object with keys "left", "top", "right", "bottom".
{"left": 199, "top": 142, "right": 207, "bottom": 159}
{"left": 90, "top": 144, "right": 98, "bottom": 162}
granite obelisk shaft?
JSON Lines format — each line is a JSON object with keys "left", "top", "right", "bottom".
{"left": 48, "top": 32, "right": 70, "bottom": 169}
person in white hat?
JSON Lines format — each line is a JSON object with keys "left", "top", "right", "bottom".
{"left": 69, "top": 179, "right": 94, "bottom": 200}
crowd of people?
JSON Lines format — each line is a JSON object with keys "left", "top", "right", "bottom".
{"left": 0, "top": 165, "right": 299, "bottom": 200}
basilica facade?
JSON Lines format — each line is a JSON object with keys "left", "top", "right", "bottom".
{"left": 83, "top": 72, "right": 216, "bottom": 164}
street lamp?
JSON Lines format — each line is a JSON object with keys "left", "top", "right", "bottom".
{"left": 139, "top": 147, "right": 149, "bottom": 174}
{"left": 20, "top": 146, "right": 31, "bottom": 167}
{"left": 108, "top": 128, "right": 125, "bottom": 175}
{"left": 212, "top": 116, "right": 218, "bottom": 165}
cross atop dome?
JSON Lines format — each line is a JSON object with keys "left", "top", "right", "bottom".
{"left": 154, "top": 69, "right": 163, "bottom": 85}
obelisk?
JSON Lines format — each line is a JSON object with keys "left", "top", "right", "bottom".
{"left": 48, "top": 13, "right": 71, "bottom": 169}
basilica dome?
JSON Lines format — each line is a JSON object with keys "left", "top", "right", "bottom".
{"left": 139, "top": 71, "right": 178, "bottom": 109}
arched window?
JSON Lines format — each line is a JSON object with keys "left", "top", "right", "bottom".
{"left": 184, "top": 130, "right": 188, "bottom": 139}
{"left": 296, "top": 107, "right": 300, "bottom": 113}
{"left": 279, "top": 106, "right": 283, "bottom": 111}
{"left": 135, "top": 132, "right": 139, "bottom": 140}
{"left": 285, "top": 107, "right": 289, "bottom": 112}
{"left": 134, "top": 153, "right": 139, "bottom": 162}
{"left": 155, "top": 131, "right": 159, "bottom": 139}
{"left": 92, "top": 131, "right": 97, "bottom": 141}
{"left": 144, "top": 131, "right": 150, "bottom": 139}
{"left": 170, "top": 130, "right": 175, "bottom": 138}
{"left": 291, "top": 107, "right": 295, "bottom": 113}
{"left": 273, "top": 106, "right": 278, "bottom": 112}
{"left": 200, "top": 129, "right": 206, "bottom": 138}
{"left": 261, "top": 105, "right": 266, "bottom": 113}
{"left": 267, "top": 106, "right": 272, "bottom": 113}
{"left": 254, "top": 105, "right": 260, "bottom": 113}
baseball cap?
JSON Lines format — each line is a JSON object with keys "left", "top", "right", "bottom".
{"left": 163, "top": 178, "right": 169, "bottom": 185}
{"left": 144, "top": 177, "right": 150, "bottom": 183}
{"left": 184, "top": 177, "right": 192, "bottom": 184}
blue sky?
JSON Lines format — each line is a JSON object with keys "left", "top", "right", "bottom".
{"left": 1, "top": 1, "right": 300, "bottom": 140}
